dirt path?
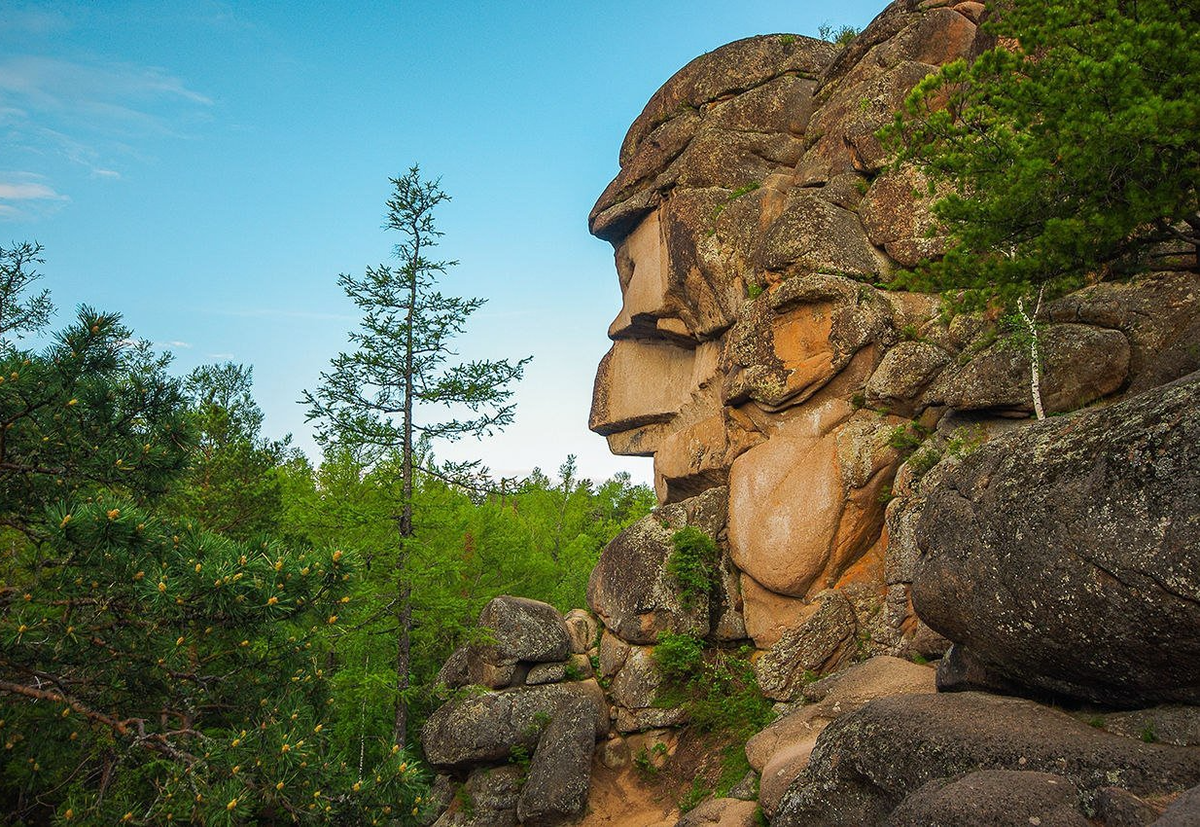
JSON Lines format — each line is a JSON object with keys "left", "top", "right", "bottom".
{"left": 576, "top": 761, "right": 680, "bottom": 827}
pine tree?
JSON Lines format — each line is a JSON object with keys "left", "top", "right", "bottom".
{"left": 881, "top": 0, "right": 1199, "bottom": 309}
{"left": 304, "top": 166, "right": 530, "bottom": 746}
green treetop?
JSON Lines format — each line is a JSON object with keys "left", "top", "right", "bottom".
{"left": 304, "top": 166, "right": 530, "bottom": 746}
{"left": 882, "top": 0, "right": 1199, "bottom": 310}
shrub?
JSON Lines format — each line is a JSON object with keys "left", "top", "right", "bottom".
{"left": 667, "top": 527, "right": 719, "bottom": 610}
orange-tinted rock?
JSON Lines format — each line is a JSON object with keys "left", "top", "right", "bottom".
{"left": 741, "top": 573, "right": 815, "bottom": 649}
{"left": 729, "top": 411, "right": 902, "bottom": 599}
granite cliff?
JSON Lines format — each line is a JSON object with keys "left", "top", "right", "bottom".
{"left": 420, "top": 1, "right": 1200, "bottom": 824}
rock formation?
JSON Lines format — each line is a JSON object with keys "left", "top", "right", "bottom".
{"left": 420, "top": 1, "right": 1200, "bottom": 824}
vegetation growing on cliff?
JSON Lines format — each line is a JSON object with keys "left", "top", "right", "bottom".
{"left": 882, "top": 0, "right": 1200, "bottom": 309}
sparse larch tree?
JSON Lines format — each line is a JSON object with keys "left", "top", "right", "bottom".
{"left": 304, "top": 166, "right": 530, "bottom": 746}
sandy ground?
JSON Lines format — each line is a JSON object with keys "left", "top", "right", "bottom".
{"left": 576, "top": 760, "right": 680, "bottom": 827}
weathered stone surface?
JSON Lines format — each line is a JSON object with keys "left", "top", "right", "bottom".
{"left": 517, "top": 696, "right": 597, "bottom": 826}
{"left": 616, "top": 705, "right": 689, "bottom": 734}
{"left": 775, "top": 692, "right": 1200, "bottom": 827}
{"left": 923, "top": 323, "right": 1131, "bottom": 414}
{"left": 525, "top": 654, "right": 593, "bottom": 686}
{"left": 478, "top": 596, "right": 571, "bottom": 664}
{"left": 865, "top": 341, "right": 951, "bottom": 413}
{"left": 564, "top": 609, "right": 598, "bottom": 655}
{"left": 1046, "top": 271, "right": 1200, "bottom": 396}
{"left": 755, "top": 192, "right": 890, "bottom": 279}
{"left": 674, "top": 798, "right": 760, "bottom": 827}
{"left": 587, "top": 487, "right": 727, "bottom": 644}
{"left": 914, "top": 372, "right": 1200, "bottom": 706}
{"left": 740, "top": 574, "right": 813, "bottom": 648}
{"left": 748, "top": 657, "right": 936, "bottom": 815}
{"left": 753, "top": 591, "right": 858, "bottom": 701}
{"left": 598, "top": 630, "right": 629, "bottom": 679}
{"left": 609, "top": 644, "right": 664, "bottom": 711}
{"left": 1091, "top": 787, "right": 1160, "bottom": 827}
{"left": 1100, "top": 706, "right": 1200, "bottom": 748}
{"left": 421, "top": 681, "right": 606, "bottom": 769}
{"left": 590, "top": 338, "right": 718, "bottom": 440}
{"left": 729, "top": 412, "right": 902, "bottom": 599}
{"left": 884, "top": 771, "right": 1090, "bottom": 827}
{"left": 1157, "top": 784, "right": 1200, "bottom": 826}
{"left": 433, "top": 766, "right": 522, "bottom": 827}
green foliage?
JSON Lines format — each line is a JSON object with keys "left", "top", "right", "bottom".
{"left": 880, "top": 0, "right": 1200, "bottom": 311}
{"left": 887, "top": 422, "right": 927, "bottom": 453}
{"left": 818, "top": 23, "right": 859, "bottom": 46}
{"left": 746, "top": 281, "right": 765, "bottom": 300}
{"left": 654, "top": 639, "right": 773, "bottom": 741}
{"left": 679, "top": 777, "right": 708, "bottom": 812}
{"left": 666, "top": 526, "right": 719, "bottom": 610}
{"left": 909, "top": 653, "right": 929, "bottom": 666}
{"left": 1141, "top": 723, "right": 1158, "bottom": 743}
{"left": 0, "top": 261, "right": 431, "bottom": 824}
{"left": 164, "top": 362, "right": 293, "bottom": 541}
{"left": 654, "top": 632, "right": 705, "bottom": 682}
{"left": 0, "top": 242, "right": 53, "bottom": 339}
{"left": 303, "top": 166, "right": 532, "bottom": 745}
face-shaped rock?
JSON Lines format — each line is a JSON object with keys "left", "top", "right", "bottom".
{"left": 588, "top": 3, "right": 990, "bottom": 643}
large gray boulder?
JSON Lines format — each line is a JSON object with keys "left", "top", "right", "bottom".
{"left": 421, "top": 681, "right": 605, "bottom": 769}
{"left": 516, "top": 696, "right": 597, "bottom": 826}
{"left": 884, "top": 770, "right": 1090, "bottom": 827}
{"left": 587, "top": 487, "right": 728, "bottom": 644}
{"left": 913, "top": 371, "right": 1200, "bottom": 706}
{"left": 775, "top": 692, "right": 1200, "bottom": 827}
{"left": 432, "top": 766, "right": 522, "bottom": 827}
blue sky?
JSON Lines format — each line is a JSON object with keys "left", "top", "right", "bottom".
{"left": 0, "top": 0, "right": 887, "bottom": 485}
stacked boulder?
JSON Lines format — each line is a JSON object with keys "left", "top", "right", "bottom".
{"left": 422, "top": 597, "right": 606, "bottom": 827}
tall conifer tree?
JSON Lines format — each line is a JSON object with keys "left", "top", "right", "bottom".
{"left": 304, "top": 166, "right": 530, "bottom": 745}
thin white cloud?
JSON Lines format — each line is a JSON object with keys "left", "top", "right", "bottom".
{"left": 158, "top": 340, "right": 193, "bottom": 350}
{"left": 0, "top": 181, "right": 64, "bottom": 200}
{"left": 0, "top": 54, "right": 213, "bottom": 183}
{"left": 0, "top": 171, "right": 69, "bottom": 220}
{"left": 208, "top": 352, "right": 236, "bottom": 359}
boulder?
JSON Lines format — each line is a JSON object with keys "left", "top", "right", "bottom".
{"left": 729, "top": 412, "right": 902, "bottom": 600}
{"left": 913, "top": 372, "right": 1200, "bottom": 706}
{"left": 884, "top": 771, "right": 1089, "bottom": 827}
{"left": 563, "top": 609, "right": 598, "bottom": 655}
{"left": 421, "top": 681, "right": 605, "bottom": 769}
{"left": 748, "top": 657, "right": 936, "bottom": 815}
{"left": 753, "top": 592, "right": 858, "bottom": 701}
{"left": 517, "top": 695, "right": 597, "bottom": 826}
{"left": 433, "top": 766, "right": 522, "bottom": 827}
{"left": 478, "top": 596, "right": 571, "bottom": 664}
{"left": 1157, "top": 784, "right": 1200, "bottom": 826}
{"left": 525, "top": 654, "right": 593, "bottom": 686}
{"left": 922, "top": 323, "right": 1130, "bottom": 414}
{"left": 865, "top": 341, "right": 951, "bottom": 413}
{"left": 587, "top": 487, "right": 728, "bottom": 644}
{"left": 775, "top": 692, "right": 1200, "bottom": 827}
{"left": 674, "top": 798, "right": 760, "bottom": 827}
{"left": 1046, "top": 271, "right": 1200, "bottom": 396}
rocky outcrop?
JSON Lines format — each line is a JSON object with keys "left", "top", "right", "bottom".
{"left": 419, "top": 2, "right": 1200, "bottom": 824}
{"left": 422, "top": 598, "right": 607, "bottom": 826}
{"left": 775, "top": 692, "right": 1200, "bottom": 827}
{"left": 913, "top": 372, "right": 1200, "bottom": 707}
{"left": 747, "top": 656, "right": 936, "bottom": 817}
{"left": 587, "top": 487, "right": 738, "bottom": 645}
